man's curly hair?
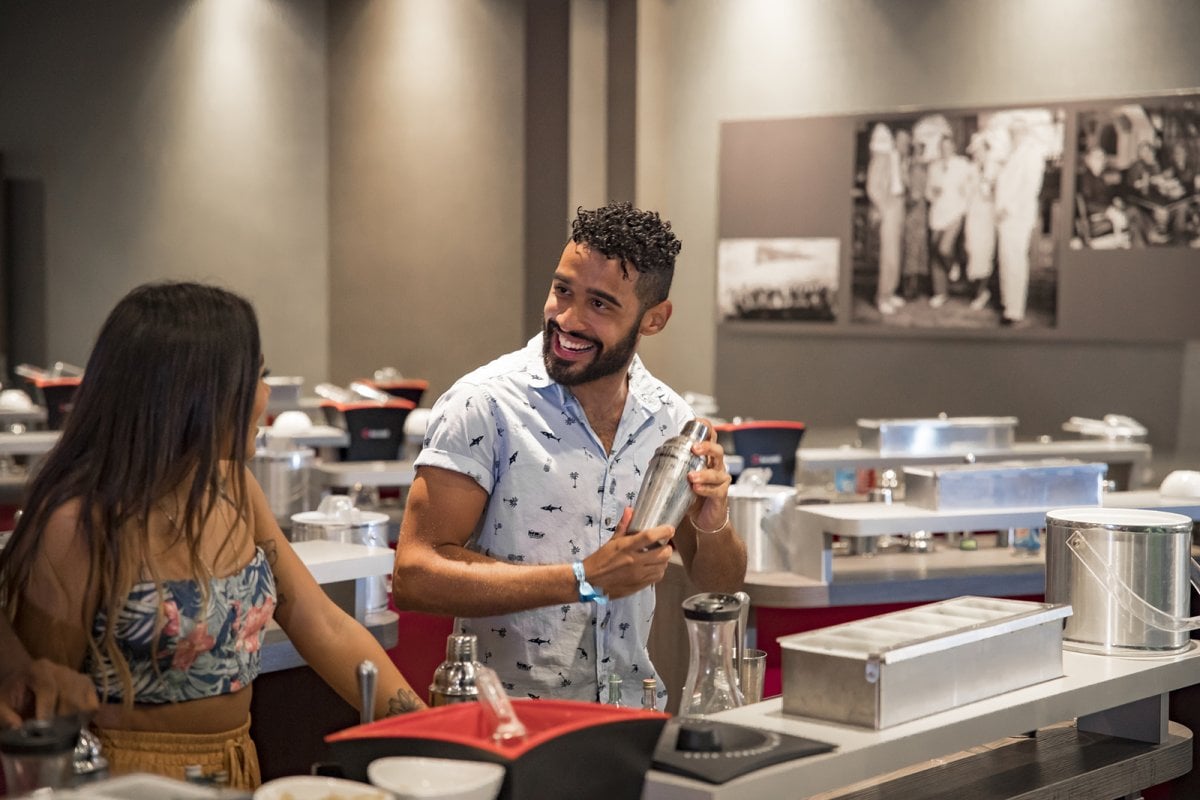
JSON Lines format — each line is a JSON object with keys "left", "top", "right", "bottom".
{"left": 570, "top": 201, "right": 682, "bottom": 307}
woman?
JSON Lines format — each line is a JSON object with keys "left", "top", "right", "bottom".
{"left": 0, "top": 282, "right": 425, "bottom": 788}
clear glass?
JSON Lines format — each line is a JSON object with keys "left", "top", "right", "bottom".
{"left": 680, "top": 616, "right": 744, "bottom": 717}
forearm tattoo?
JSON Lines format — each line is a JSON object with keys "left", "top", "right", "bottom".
{"left": 386, "top": 686, "right": 425, "bottom": 715}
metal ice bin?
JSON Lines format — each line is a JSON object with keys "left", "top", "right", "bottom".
{"left": 857, "top": 416, "right": 1018, "bottom": 456}
{"left": 903, "top": 459, "right": 1107, "bottom": 511}
{"left": 779, "top": 596, "right": 1071, "bottom": 729}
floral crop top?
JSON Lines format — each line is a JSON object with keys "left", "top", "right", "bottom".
{"left": 88, "top": 548, "right": 277, "bottom": 704}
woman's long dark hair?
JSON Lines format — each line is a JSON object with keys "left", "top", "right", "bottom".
{"left": 0, "top": 281, "right": 262, "bottom": 697}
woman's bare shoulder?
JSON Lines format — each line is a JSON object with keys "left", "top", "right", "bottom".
{"left": 37, "top": 499, "right": 89, "bottom": 559}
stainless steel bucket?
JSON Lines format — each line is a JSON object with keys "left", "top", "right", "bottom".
{"left": 292, "top": 501, "right": 391, "bottom": 613}
{"left": 251, "top": 446, "right": 316, "bottom": 532}
{"left": 729, "top": 471, "right": 797, "bottom": 572}
{"left": 1046, "top": 507, "right": 1195, "bottom": 655}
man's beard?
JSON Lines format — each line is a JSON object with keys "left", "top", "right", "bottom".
{"left": 542, "top": 317, "right": 641, "bottom": 387}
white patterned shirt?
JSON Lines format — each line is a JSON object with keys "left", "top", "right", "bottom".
{"left": 413, "top": 335, "right": 693, "bottom": 707}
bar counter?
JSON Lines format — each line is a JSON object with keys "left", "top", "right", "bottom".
{"left": 643, "top": 647, "right": 1200, "bottom": 799}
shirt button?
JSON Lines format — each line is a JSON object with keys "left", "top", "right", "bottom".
{"left": 605, "top": 517, "right": 612, "bottom": 526}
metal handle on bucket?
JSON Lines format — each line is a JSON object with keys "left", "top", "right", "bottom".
{"left": 1066, "top": 530, "right": 1200, "bottom": 633}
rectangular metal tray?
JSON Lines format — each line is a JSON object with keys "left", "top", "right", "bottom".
{"left": 857, "top": 416, "right": 1018, "bottom": 456}
{"left": 903, "top": 459, "right": 1107, "bottom": 510}
{"left": 779, "top": 596, "right": 1071, "bottom": 729}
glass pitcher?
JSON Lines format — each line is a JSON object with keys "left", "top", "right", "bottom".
{"left": 679, "top": 592, "right": 744, "bottom": 717}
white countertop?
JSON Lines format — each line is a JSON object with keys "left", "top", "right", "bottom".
{"left": 642, "top": 646, "right": 1200, "bottom": 799}
{"left": 290, "top": 539, "right": 394, "bottom": 583}
{"left": 793, "top": 490, "right": 1200, "bottom": 539}
{"left": 313, "top": 459, "right": 416, "bottom": 487}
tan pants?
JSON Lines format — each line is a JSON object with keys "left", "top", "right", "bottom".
{"left": 94, "top": 716, "right": 261, "bottom": 790}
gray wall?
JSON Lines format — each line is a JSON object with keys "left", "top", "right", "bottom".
{"left": 3, "top": 0, "right": 1200, "bottom": 451}
{"left": 0, "top": 1, "right": 330, "bottom": 379}
{"left": 636, "top": 0, "right": 1200, "bottom": 451}
{"left": 327, "top": 0, "right": 526, "bottom": 392}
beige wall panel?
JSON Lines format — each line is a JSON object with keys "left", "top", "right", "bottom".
{"left": 328, "top": 0, "right": 526, "bottom": 396}
{"left": 0, "top": 0, "right": 329, "bottom": 379}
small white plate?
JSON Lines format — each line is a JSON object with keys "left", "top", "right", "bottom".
{"left": 367, "top": 756, "right": 505, "bottom": 800}
{"left": 254, "top": 775, "right": 393, "bottom": 800}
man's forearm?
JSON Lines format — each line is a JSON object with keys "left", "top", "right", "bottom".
{"left": 678, "top": 520, "right": 747, "bottom": 593}
{"left": 393, "top": 547, "right": 579, "bottom": 617}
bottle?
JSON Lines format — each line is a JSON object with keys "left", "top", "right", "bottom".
{"left": 641, "top": 677, "right": 658, "bottom": 710}
{"left": 628, "top": 420, "right": 711, "bottom": 536}
{"left": 679, "top": 592, "right": 745, "bottom": 717}
{"left": 606, "top": 674, "right": 624, "bottom": 707}
{"left": 429, "top": 634, "right": 482, "bottom": 706}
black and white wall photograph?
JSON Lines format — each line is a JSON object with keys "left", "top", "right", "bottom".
{"left": 850, "top": 108, "right": 1064, "bottom": 330}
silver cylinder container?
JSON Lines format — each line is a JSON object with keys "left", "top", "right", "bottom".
{"left": 1046, "top": 507, "right": 1194, "bottom": 655}
{"left": 291, "top": 505, "right": 391, "bottom": 613}
{"left": 729, "top": 481, "right": 796, "bottom": 572}
{"left": 629, "top": 420, "right": 710, "bottom": 534}
{"left": 250, "top": 447, "right": 315, "bottom": 533}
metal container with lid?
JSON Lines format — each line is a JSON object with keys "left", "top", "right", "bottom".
{"left": 292, "top": 495, "right": 390, "bottom": 613}
{"left": 780, "top": 596, "right": 1070, "bottom": 729}
{"left": 729, "top": 468, "right": 797, "bottom": 572}
{"left": 857, "top": 415, "right": 1017, "bottom": 455}
{"left": 251, "top": 443, "right": 316, "bottom": 533}
{"left": 1046, "top": 507, "right": 1195, "bottom": 655}
{"left": 429, "top": 633, "right": 483, "bottom": 706}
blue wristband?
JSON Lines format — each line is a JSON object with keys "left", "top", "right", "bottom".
{"left": 572, "top": 561, "right": 608, "bottom": 605}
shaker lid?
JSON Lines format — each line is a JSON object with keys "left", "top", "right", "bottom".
{"left": 0, "top": 718, "right": 80, "bottom": 755}
{"left": 682, "top": 592, "right": 742, "bottom": 621}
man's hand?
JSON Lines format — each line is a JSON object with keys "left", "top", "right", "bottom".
{"left": 685, "top": 418, "right": 732, "bottom": 533}
{"left": 582, "top": 507, "right": 673, "bottom": 600}
{"left": 0, "top": 658, "right": 99, "bottom": 728}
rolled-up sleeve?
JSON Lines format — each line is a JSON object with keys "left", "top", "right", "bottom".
{"left": 413, "top": 383, "right": 497, "bottom": 494}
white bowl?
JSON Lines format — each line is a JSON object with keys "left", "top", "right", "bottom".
{"left": 254, "top": 775, "right": 393, "bottom": 800}
{"left": 0, "top": 389, "right": 33, "bottom": 411}
{"left": 1160, "top": 470, "right": 1200, "bottom": 498}
{"left": 367, "top": 756, "right": 505, "bottom": 800}
{"left": 272, "top": 409, "right": 315, "bottom": 434}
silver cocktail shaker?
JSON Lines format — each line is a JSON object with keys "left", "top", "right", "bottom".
{"left": 628, "top": 419, "right": 710, "bottom": 534}
{"left": 429, "top": 633, "right": 482, "bottom": 706}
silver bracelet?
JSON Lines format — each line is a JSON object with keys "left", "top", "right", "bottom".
{"left": 688, "top": 507, "right": 730, "bottom": 535}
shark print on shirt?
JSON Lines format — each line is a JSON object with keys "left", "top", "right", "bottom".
{"left": 413, "top": 335, "right": 694, "bottom": 706}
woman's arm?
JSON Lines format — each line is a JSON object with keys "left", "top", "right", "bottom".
{"left": 5, "top": 502, "right": 101, "bottom": 724}
{"left": 0, "top": 614, "right": 98, "bottom": 726}
{"left": 11, "top": 503, "right": 96, "bottom": 671}
{"left": 245, "top": 472, "right": 426, "bottom": 717}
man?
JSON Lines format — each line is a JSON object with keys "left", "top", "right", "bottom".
{"left": 865, "top": 123, "right": 906, "bottom": 316}
{"left": 1077, "top": 146, "right": 1132, "bottom": 247}
{"left": 993, "top": 120, "right": 1046, "bottom": 326}
{"left": 393, "top": 202, "right": 746, "bottom": 707}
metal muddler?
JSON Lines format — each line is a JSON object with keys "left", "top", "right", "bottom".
{"left": 357, "top": 660, "right": 378, "bottom": 724}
